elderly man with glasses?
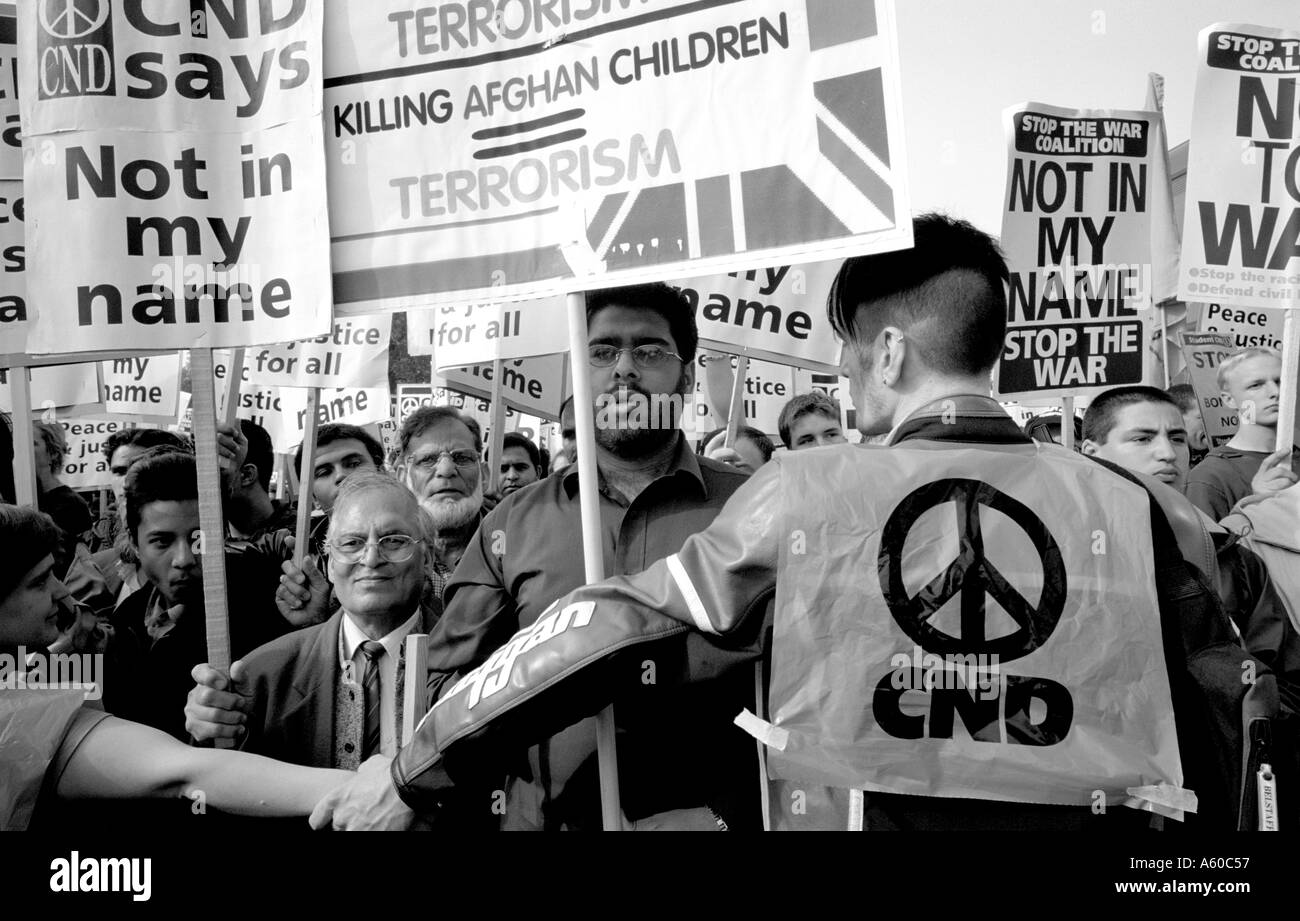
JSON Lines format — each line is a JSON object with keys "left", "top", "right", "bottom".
{"left": 183, "top": 472, "right": 441, "bottom": 776}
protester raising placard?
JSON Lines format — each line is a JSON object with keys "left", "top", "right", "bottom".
{"left": 1178, "top": 331, "right": 1238, "bottom": 440}
{"left": 325, "top": 0, "right": 911, "bottom": 313}
{"left": 996, "top": 102, "right": 1160, "bottom": 400}
{"left": 1179, "top": 22, "right": 1300, "bottom": 310}
{"left": 18, "top": 1, "right": 331, "bottom": 353}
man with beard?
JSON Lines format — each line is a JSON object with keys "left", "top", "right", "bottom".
{"left": 397, "top": 406, "right": 488, "bottom": 605}
{"left": 378, "top": 282, "right": 755, "bottom": 830}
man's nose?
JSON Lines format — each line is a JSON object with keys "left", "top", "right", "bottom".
{"left": 433, "top": 453, "right": 460, "bottom": 477}
{"left": 174, "top": 539, "right": 197, "bottom": 570}
{"left": 612, "top": 349, "right": 640, "bottom": 379}
{"left": 1153, "top": 436, "right": 1176, "bottom": 461}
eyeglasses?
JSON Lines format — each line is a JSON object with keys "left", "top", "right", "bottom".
{"left": 588, "top": 345, "right": 683, "bottom": 368}
{"left": 328, "top": 534, "right": 423, "bottom": 564}
{"left": 409, "top": 450, "right": 480, "bottom": 471}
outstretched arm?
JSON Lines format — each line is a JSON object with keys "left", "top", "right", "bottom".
{"left": 56, "top": 715, "right": 350, "bottom": 817}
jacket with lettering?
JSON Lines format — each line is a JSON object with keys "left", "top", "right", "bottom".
{"left": 393, "top": 397, "right": 1259, "bottom": 828}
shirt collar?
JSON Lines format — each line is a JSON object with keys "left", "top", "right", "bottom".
{"left": 338, "top": 607, "right": 421, "bottom": 669}
{"left": 561, "top": 431, "right": 708, "bottom": 499}
{"left": 888, "top": 394, "right": 1029, "bottom": 446}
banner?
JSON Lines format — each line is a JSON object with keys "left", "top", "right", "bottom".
{"left": 410, "top": 300, "right": 568, "bottom": 368}
{"left": 212, "top": 350, "right": 388, "bottom": 453}
{"left": 1188, "top": 300, "right": 1286, "bottom": 350}
{"left": 1179, "top": 331, "right": 1238, "bottom": 440}
{"left": 325, "top": 0, "right": 912, "bottom": 313}
{"left": 56, "top": 414, "right": 140, "bottom": 489}
{"left": 673, "top": 261, "right": 842, "bottom": 372}
{"left": 692, "top": 353, "right": 792, "bottom": 437}
{"left": 0, "top": 4, "right": 17, "bottom": 180}
{"left": 767, "top": 444, "right": 1181, "bottom": 807}
{"left": 996, "top": 102, "right": 1158, "bottom": 401}
{"left": 0, "top": 177, "right": 22, "bottom": 353}
{"left": 440, "top": 355, "right": 569, "bottom": 419}
{"left": 1179, "top": 23, "right": 1300, "bottom": 310}
{"left": 242, "top": 314, "right": 392, "bottom": 389}
{"left": 0, "top": 362, "right": 98, "bottom": 413}
{"left": 99, "top": 353, "right": 180, "bottom": 417}
{"left": 19, "top": 0, "right": 331, "bottom": 352}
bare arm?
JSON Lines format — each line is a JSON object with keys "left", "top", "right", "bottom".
{"left": 55, "top": 716, "right": 350, "bottom": 817}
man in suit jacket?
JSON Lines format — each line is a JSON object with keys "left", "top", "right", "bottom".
{"left": 185, "top": 472, "right": 442, "bottom": 771}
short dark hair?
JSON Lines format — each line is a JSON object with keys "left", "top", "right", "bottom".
{"left": 239, "top": 419, "right": 274, "bottom": 492}
{"left": 102, "top": 427, "right": 190, "bottom": 464}
{"left": 586, "top": 282, "right": 699, "bottom": 364}
{"left": 0, "top": 505, "right": 61, "bottom": 601}
{"left": 501, "top": 432, "right": 541, "bottom": 469}
{"left": 294, "top": 423, "right": 385, "bottom": 474}
{"left": 700, "top": 426, "right": 775, "bottom": 463}
{"left": 777, "top": 392, "right": 842, "bottom": 448}
{"left": 399, "top": 406, "right": 482, "bottom": 459}
{"left": 124, "top": 447, "right": 198, "bottom": 541}
{"left": 1165, "top": 383, "right": 1198, "bottom": 415}
{"left": 1082, "top": 386, "right": 1180, "bottom": 445}
{"left": 33, "top": 422, "right": 68, "bottom": 474}
{"left": 827, "top": 213, "right": 1009, "bottom": 376}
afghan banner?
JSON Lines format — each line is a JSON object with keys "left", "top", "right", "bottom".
{"left": 767, "top": 444, "right": 1182, "bottom": 808}
{"left": 324, "top": 0, "right": 911, "bottom": 314}
{"left": 0, "top": 177, "right": 23, "bottom": 353}
{"left": 1179, "top": 331, "right": 1238, "bottom": 440}
{"left": 242, "top": 314, "right": 392, "bottom": 389}
{"left": 18, "top": 0, "right": 331, "bottom": 353}
{"left": 673, "top": 260, "right": 842, "bottom": 372}
{"left": 99, "top": 353, "right": 181, "bottom": 417}
{"left": 1179, "top": 23, "right": 1300, "bottom": 310}
{"left": 995, "top": 102, "right": 1159, "bottom": 401}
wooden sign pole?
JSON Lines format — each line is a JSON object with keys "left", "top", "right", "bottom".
{"left": 402, "top": 633, "right": 430, "bottom": 746}
{"left": 488, "top": 358, "right": 506, "bottom": 492}
{"left": 187, "top": 348, "right": 233, "bottom": 678}
{"left": 293, "top": 387, "right": 322, "bottom": 568}
{"left": 1275, "top": 309, "right": 1298, "bottom": 463}
{"left": 9, "top": 366, "right": 37, "bottom": 507}
{"left": 1061, "top": 396, "right": 1076, "bottom": 451}
{"left": 723, "top": 355, "right": 750, "bottom": 449}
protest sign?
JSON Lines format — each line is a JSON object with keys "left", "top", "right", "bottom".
{"left": 242, "top": 315, "right": 392, "bottom": 389}
{"left": 0, "top": 4, "right": 17, "bottom": 180}
{"left": 794, "top": 368, "right": 858, "bottom": 435}
{"left": 409, "top": 300, "right": 569, "bottom": 368}
{"left": 995, "top": 102, "right": 1159, "bottom": 400}
{"left": 673, "top": 261, "right": 843, "bottom": 372}
{"left": 19, "top": 0, "right": 331, "bottom": 352}
{"left": 0, "top": 178, "right": 24, "bottom": 353}
{"left": 1179, "top": 23, "right": 1300, "bottom": 310}
{"left": 0, "top": 361, "right": 98, "bottom": 413}
{"left": 765, "top": 445, "right": 1181, "bottom": 808}
{"left": 325, "top": 0, "right": 911, "bottom": 313}
{"left": 100, "top": 353, "right": 180, "bottom": 417}
{"left": 692, "top": 354, "right": 792, "bottom": 437}
{"left": 55, "top": 414, "right": 143, "bottom": 489}
{"left": 1179, "top": 331, "right": 1238, "bottom": 440}
{"left": 441, "top": 355, "right": 569, "bottom": 419}
{"left": 1188, "top": 300, "right": 1286, "bottom": 350}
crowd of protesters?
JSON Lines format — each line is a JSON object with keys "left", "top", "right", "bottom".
{"left": 3, "top": 213, "right": 1298, "bottom": 831}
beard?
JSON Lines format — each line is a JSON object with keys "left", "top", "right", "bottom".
{"left": 420, "top": 482, "right": 484, "bottom": 530}
{"left": 593, "top": 382, "right": 683, "bottom": 458}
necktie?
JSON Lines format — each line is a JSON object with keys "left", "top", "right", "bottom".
{"left": 359, "top": 641, "right": 384, "bottom": 760}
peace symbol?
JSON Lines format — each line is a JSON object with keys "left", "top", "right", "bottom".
{"left": 877, "top": 478, "right": 1066, "bottom": 660}
{"left": 41, "top": 0, "right": 109, "bottom": 40}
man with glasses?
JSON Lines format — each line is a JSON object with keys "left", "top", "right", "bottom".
{"left": 357, "top": 282, "right": 759, "bottom": 831}
{"left": 184, "top": 473, "right": 441, "bottom": 776}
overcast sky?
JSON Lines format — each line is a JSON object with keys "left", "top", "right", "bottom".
{"left": 894, "top": 0, "right": 1296, "bottom": 233}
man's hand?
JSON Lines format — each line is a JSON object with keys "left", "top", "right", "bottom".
{"left": 309, "top": 755, "right": 415, "bottom": 831}
{"left": 276, "top": 557, "right": 331, "bottom": 627}
{"left": 216, "top": 422, "right": 249, "bottom": 475}
{"left": 1249, "top": 447, "right": 1298, "bottom": 497}
{"left": 706, "top": 445, "right": 756, "bottom": 475}
{"left": 185, "top": 661, "right": 253, "bottom": 743}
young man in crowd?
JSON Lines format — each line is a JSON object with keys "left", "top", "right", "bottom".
{"left": 498, "top": 431, "right": 542, "bottom": 497}
{"left": 1166, "top": 382, "right": 1209, "bottom": 468}
{"left": 1186, "top": 347, "right": 1297, "bottom": 520}
{"left": 31, "top": 421, "right": 92, "bottom": 572}
{"left": 777, "top": 391, "right": 849, "bottom": 450}
{"left": 701, "top": 425, "right": 775, "bottom": 474}
{"left": 313, "top": 214, "right": 1258, "bottom": 832}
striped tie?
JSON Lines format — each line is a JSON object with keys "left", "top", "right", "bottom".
{"left": 359, "top": 641, "right": 384, "bottom": 760}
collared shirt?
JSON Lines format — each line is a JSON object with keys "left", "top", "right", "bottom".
{"left": 338, "top": 609, "right": 420, "bottom": 758}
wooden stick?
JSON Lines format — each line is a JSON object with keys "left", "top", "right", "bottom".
{"left": 488, "top": 358, "right": 506, "bottom": 493}
{"left": 1158, "top": 303, "right": 1171, "bottom": 389}
{"left": 223, "top": 348, "right": 245, "bottom": 428}
{"left": 9, "top": 366, "right": 37, "bottom": 506}
{"left": 402, "top": 633, "right": 430, "bottom": 746}
{"left": 187, "top": 349, "right": 232, "bottom": 677}
{"left": 1061, "top": 396, "right": 1076, "bottom": 451}
{"left": 1275, "top": 309, "right": 1298, "bottom": 463}
{"left": 293, "top": 387, "right": 321, "bottom": 569}
{"left": 724, "top": 355, "right": 749, "bottom": 449}
{"left": 566, "top": 290, "right": 623, "bottom": 831}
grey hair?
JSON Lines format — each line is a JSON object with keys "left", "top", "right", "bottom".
{"left": 326, "top": 471, "right": 435, "bottom": 553}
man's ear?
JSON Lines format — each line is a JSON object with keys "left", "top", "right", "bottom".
{"left": 238, "top": 462, "right": 259, "bottom": 490}
{"left": 1080, "top": 439, "right": 1100, "bottom": 457}
{"left": 678, "top": 359, "right": 696, "bottom": 395}
{"left": 878, "top": 326, "right": 906, "bottom": 387}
